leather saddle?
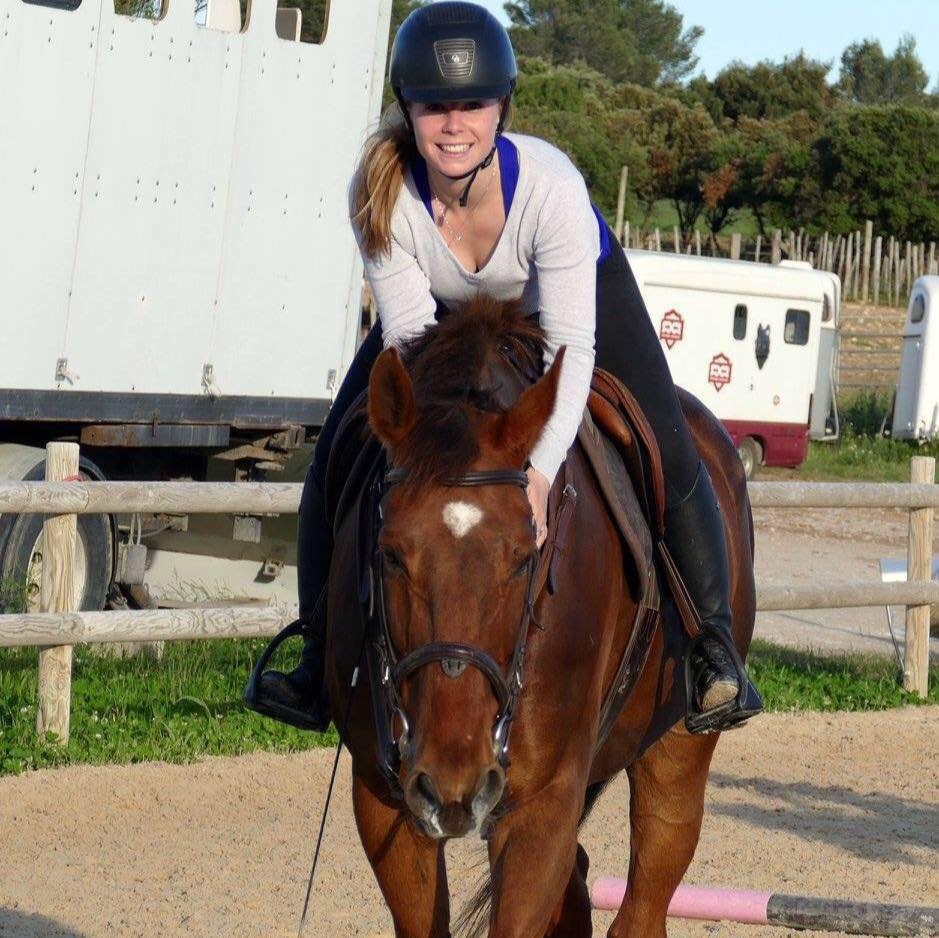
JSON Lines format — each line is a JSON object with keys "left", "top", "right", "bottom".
{"left": 322, "top": 366, "right": 690, "bottom": 753}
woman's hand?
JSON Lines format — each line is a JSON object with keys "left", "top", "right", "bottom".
{"left": 526, "top": 466, "right": 551, "bottom": 548}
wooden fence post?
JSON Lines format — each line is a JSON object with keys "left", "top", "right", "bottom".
{"left": 854, "top": 231, "right": 861, "bottom": 299}
{"left": 673, "top": 225, "right": 682, "bottom": 254}
{"left": 904, "top": 456, "right": 935, "bottom": 697}
{"left": 35, "top": 442, "right": 80, "bottom": 744}
{"left": 614, "top": 165, "right": 628, "bottom": 244}
{"left": 872, "top": 236, "right": 883, "bottom": 306}
{"left": 694, "top": 229, "right": 701, "bottom": 256}
{"left": 754, "top": 234, "right": 762, "bottom": 263}
{"left": 861, "top": 220, "right": 873, "bottom": 302}
{"left": 928, "top": 241, "right": 936, "bottom": 276}
{"left": 730, "top": 232, "right": 741, "bottom": 260}
{"left": 771, "top": 229, "right": 781, "bottom": 264}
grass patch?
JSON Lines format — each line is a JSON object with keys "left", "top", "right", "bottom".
{"left": 748, "top": 640, "right": 939, "bottom": 712}
{"left": 0, "top": 637, "right": 336, "bottom": 776}
{"left": 0, "top": 576, "right": 28, "bottom": 614}
{"left": 1, "top": 637, "right": 935, "bottom": 776}
{"left": 802, "top": 431, "right": 939, "bottom": 481}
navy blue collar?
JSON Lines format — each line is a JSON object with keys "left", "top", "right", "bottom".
{"left": 411, "top": 135, "right": 519, "bottom": 220}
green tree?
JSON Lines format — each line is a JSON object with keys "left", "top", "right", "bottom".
{"left": 838, "top": 36, "right": 930, "bottom": 105}
{"left": 807, "top": 106, "right": 939, "bottom": 240}
{"left": 512, "top": 57, "right": 650, "bottom": 217}
{"left": 707, "top": 53, "right": 833, "bottom": 122}
{"left": 505, "top": 0, "right": 703, "bottom": 86}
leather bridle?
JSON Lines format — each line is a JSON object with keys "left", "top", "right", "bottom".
{"left": 366, "top": 465, "right": 541, "bottom": 798}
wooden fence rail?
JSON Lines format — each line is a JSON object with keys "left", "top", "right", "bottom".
{"left": 0, "top": 445, "right": 935, "bottom": 743}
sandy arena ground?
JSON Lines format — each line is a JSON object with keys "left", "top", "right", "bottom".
{"left": 0, "top": 708, "right": 936, "bottom": 937}
{"left": 1, "top": 505, "right": 937, "bottom": 937}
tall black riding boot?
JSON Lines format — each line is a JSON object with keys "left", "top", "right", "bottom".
{"left": 664, "top": 463, "right": 763, "bottom": 734}
{"left": 243, "top": 469, "right": 332, "bottom": 732}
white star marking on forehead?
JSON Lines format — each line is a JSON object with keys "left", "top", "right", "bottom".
{"left": 442, "top": 501, "right": 483, "bottom": 538}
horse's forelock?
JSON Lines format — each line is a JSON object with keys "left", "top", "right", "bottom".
{"left": 392, "top": 297, "right": 545, "bottom": 492}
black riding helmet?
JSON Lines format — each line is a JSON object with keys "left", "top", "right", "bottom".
{"left": 390, "top": 1, "right": 518, "bottom": 205}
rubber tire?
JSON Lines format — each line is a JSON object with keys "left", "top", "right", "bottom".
{"left": 0, "top": 456, "right": 113, "bottom": 613}
{"left": 737, "top": 436, "right": 762, "bottom": 481}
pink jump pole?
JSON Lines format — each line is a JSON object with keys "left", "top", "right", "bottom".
{"left": 592, "top": 878, "right": 772, "bottom": 926}
{"left": 591, "top": 878, "right": 939, "bottom": 936}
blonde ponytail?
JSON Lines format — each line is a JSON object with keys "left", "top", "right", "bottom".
{"left": 351, "top": 105, "right": 416, "bottom": 260}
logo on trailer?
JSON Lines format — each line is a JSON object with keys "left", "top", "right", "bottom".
{"left": 708, "top": 353, "right": 732, "bottom": 392}
{"left": 659, "top": 309, "right": 684, "bottom": 349}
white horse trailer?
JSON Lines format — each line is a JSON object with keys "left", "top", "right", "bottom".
{"left": 0, "top": 0, "right": 393, "bottom": 608}
{"left": 891, "top": 276, "right": 939, "bottom": 441}
{"left": 625, "top": 251, "right": 840, "bottom": 478}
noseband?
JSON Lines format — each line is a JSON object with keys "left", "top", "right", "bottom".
{"left": 366, "top": 465, "right": 540, "bottom": 798}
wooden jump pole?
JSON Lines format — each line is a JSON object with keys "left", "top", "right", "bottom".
{"left": 592, "top": 879, "right": 939, "bottom": 936}
{"left": 904, "top": 456, "right": 935, "bottom": 696}
{"left": 35, "top": 442, "right": 79, "bottom": 745}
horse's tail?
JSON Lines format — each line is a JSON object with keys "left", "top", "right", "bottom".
{"left": 453, "top": 874, "right": 493, "bottom": 938}
{"left": 453, "top": 780, "right": 610, "bottom": 936}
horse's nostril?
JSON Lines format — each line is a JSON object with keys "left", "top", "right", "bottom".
{"left": 471, "top": 765, "right": 506, "bottom": 817}
{"left": 410, "top": 771, "right": 441, "bottom": 810}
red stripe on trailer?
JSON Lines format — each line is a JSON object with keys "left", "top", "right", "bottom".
{"left": 721, "top": 418, "right": 810, "bottom": 468}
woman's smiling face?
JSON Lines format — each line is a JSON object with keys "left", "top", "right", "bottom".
{"left": 409, "top": 99, "right": 502, "bottom": 180}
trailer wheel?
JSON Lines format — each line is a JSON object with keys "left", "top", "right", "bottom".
{"left": 737, "top": 437, "right": 762, "bottom": 480}
{"left": 0, "top": 455, "right": 113, "bottom": 613}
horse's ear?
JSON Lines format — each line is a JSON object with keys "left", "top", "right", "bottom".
{"left": 489, "top": 347, "right": 566, "bottom": 464}
{"left": 368, "top": 347, "right": 418, "bottom": 448}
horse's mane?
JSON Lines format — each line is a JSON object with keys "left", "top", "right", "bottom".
{"left": 393, "top": 295, "right": 545, "bottom": 492}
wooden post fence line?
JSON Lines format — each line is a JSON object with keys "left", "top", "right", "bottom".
{"left": 35, "top": 442, "right": 79, "bottom": 744}
{"left": 623, "top": 217, "right": 935, "bottom": 306}
{"left": 1, "top": 462, "right": 936, "bottom": 743}
{"left": 905, "top": 456, "right": 935, "bottom": 696}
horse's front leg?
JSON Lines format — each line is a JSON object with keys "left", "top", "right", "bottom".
{"left": 485, "top": 774, "right": 588, "bottom": 938}
{"left": 607, "top": 727, "right": 719, "bottom": 938}
{"left": 352, "top": 772, "right": 450, "bottom": 938}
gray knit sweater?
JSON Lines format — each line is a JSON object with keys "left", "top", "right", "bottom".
{"left": 359, "top": 132, "right": 599, "bottom": 484}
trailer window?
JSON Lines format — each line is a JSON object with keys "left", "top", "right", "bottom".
{"left": 784, "top": 309, "right": 810, "bottom": 346}
{"left": 274, "top": 0, "right": 328, "bottom": 41}
{"left": 910, "top": 294, "right": 926, "bottom": 324}
{"left": 733, "top": 304, "right": 748, "bottom": 340}
{"left": 114, "top": 0, "right": 159, "bottom": 17}
{"left": 23, "top": 0, "right": 82, "bottom": 10}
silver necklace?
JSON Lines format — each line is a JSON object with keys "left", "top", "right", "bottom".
{"left": 431, "top": 163, "right": 497, "bottom": 244}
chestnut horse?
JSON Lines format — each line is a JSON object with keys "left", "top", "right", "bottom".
{"left": 323, "top": 297, "right": 755, "bottom": 938}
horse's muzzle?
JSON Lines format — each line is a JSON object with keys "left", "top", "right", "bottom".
{"left": 404, "top": 763, "right": 506, "bottom": 839}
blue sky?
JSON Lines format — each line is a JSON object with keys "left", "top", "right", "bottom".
{"left": 472, "top": 0, "right": 939, "bottom": 87}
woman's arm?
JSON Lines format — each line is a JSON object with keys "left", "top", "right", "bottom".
{"left": 528, "top": 176, "right": 599, "bottom": 485}
{"left": 358, "top": 222, "right": 437, "bottom": 350}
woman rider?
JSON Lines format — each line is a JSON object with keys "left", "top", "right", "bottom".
{"left": 246, "top": 1, "right": 761, "bottom": 735}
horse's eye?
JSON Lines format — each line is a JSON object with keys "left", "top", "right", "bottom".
{"left": 511, "top": 554, "right": 534, "bottom": 580}
{"left": 381, "top": 547, "right": 405, "bottom": 575}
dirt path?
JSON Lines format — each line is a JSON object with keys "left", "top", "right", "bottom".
{"left": 1, "top": 708, "right": 936, "bottom": 937}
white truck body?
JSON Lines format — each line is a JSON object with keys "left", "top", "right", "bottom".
{"left": 0, "top": 0, "right": 392, "bottom": 416}
{"left": 891, "top": 276, "right": 939, "bottom": 441}
{"left": 626, "top": 251, "right": 840, "bottom": 469}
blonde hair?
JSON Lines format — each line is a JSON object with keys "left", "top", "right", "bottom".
{"left": 350, "top": 104, "right": 416, "bottom": 260}
{"left": 350, "top": 99, "right": 515, "bottom": 260}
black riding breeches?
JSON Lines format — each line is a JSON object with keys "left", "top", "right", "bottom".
{"left": 297, "top": 224, "right": 701, "bottom": 617}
